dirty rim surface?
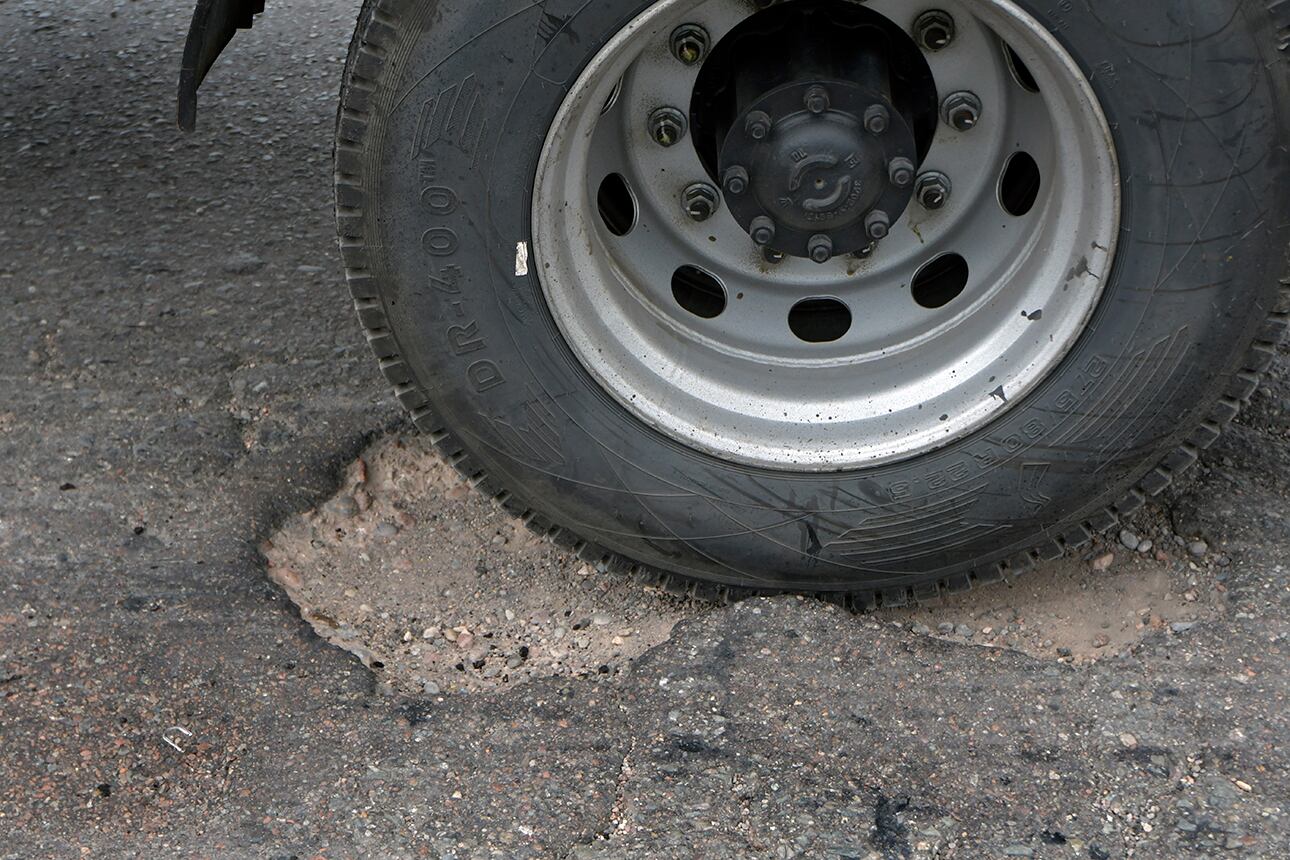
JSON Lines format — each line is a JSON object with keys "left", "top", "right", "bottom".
{"left": 532, "top": 0, "right": 1119, "bottom": 470}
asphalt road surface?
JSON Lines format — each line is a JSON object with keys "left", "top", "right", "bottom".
{"left": 2, "top": 2, "right": 1288, "bottom": 857}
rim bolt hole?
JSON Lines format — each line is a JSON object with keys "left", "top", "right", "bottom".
{"left": 914, "top": 10, "right": 956, "bottom": 52}
{"left": 915, "top": 171, "right": 952, "bottom": 210}
{"left": 682, "top": 183, "right": 720, "bottom": 222}
{"left": 941, "top": 91, "right": 982, "bottom": 132}
{"left": 649, "top": 107, "right": 688, "bottom": 147}
{"left": 670, "top": 24, "right": 711, "bottom": 66}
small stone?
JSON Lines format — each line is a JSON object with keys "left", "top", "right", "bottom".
{"left": 1119, "top": 732, "right": 1138, "bottom": 749}
{"left": 954, "top": 624, "right": 974, "bottom": 640}
{"left": 326, "top": 495, "right": 360, "bottom": 518}
{"left": 422, "top": 627, "right": 439, "bottom": 640}
{"left": 374, "top": 521, "right": 400, "bottom": 538}
{"left": 591, "top": 612, "right": 613, "bottom": 627}
{"left": 937, "top": 622, "right": 955, "bottom": 635}
{"left": 504, "top": 609, "right": 516, "bottom": 622}
{"left": 1188, "top": 540, "right": 1209, "bottom": 558}
{"left": 222, "top": 252, "right": 266, "bottom": 275}
{"left": 455, "top": 632, "right": 474, "bottom": 650}
{"left": 1003, "top": 846, "right": 1033, "bottom": 857}
{"left": 1233, "top": 779, "right": 1252, "bottom": 793}
{"left": 358, "top": 604, "right": 374, "bottom": 614}
{"left": 1092, "top": 633, "right": 1110, "bottom": 648}
{"left": 422, "top": 681, "right": 440, "bottom": 695}
{"left": 1170, "top": 621, "right": 1198, "bottom": 634}
{"left": 910, "top": 623, "right": 932, "bottom": 636}
{"left": 1119, "top": 530, "right": 1140, "bottom": 551}
{"left": 1137, "top": 539, "right": 1153, "bottom": 554}
{"left": 1091, "top": 553, "right": 1114, "bottom": 571}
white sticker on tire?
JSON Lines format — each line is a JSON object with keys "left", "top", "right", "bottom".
{"left": 515, "top": 241, "right": 529, "bottom": 277}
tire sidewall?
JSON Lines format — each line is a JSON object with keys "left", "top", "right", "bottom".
{"left": 352, "top": 0, "right": 1290, "bottom": 590}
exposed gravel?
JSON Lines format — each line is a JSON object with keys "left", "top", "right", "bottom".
{"left": 1, "top": 1, "right": 1287, "bottom": 857}
{"left": 263, "top": 435, "right": 702, "bottom": 694}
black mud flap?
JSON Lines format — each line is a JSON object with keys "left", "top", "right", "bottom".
{"left": 177, "top": 0, "right": 266, "bottom": 132}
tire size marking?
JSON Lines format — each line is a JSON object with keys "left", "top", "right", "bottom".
{"left": 416, "top": 154, "right": 506, "bottom": 395}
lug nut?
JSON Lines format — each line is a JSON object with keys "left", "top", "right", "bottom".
{"left": 670, "top": 24, "right": 710, "bottom": 66}
{"left": 649, "top": 107, "right": 687, "bottom": 147}
{"left": 888, "top": 157, "right": 915, "bottom": 188}
{"left": 914, "top": 10, "right": 956, "bottom": 52}
{"left": 682, "top": 183, "right": 720, "bottom": 222}
{"left": 942, "top": 91, "right": 982, "bottom": 132}
{"left": 915, "top": 171, "right": 952, "bottom": 210}
{"left": 807, "top": 234, "right": 834, "bottom": 264}
{"left": 864, "top": 104, "right": 890, "bottom": 135}
{"left": 865, "top": 210, "right": 891, "bottom": 241}
{"left": 745, "top": 110, "right": 772, "bottom": 141}
{"left": 804, "top": 86, "right": 831, "bottom": 115}
{"left": 750, "top": 216, "right": 777, "bottom": 247}
{"left": 723, "top": 165, "right": 749, "bottom": 195}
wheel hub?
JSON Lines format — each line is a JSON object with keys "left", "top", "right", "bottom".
{"left": 532, "top": 0, "right": 1121, "bottom": 470}
{"left": 720, "top": 80, "right": 916, "bottom": 259}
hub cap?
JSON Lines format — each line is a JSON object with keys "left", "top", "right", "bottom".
{"left": 532, "top": 0, "right": 1120, "bottom": 470}
{"left": 721, "top": 80, "right": 918, "bottom": 259}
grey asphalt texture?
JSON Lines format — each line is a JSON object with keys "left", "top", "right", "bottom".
{"left": 2, "top": 2, "right": 1288, "bottom": 858}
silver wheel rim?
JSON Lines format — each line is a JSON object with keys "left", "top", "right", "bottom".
{"left": 532, "top": 0, "right": 1120, "bottom": 471}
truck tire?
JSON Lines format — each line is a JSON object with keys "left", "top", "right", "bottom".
{"left": 335, "top": 0, "right": 1290, "bottom": 606}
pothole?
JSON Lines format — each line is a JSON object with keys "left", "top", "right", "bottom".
{"left": 266, "top": 436, "right": 1226, "bottom": 689}
{"left": 877, "top": 509, "right": 1225, "bottom": 664}
{"left": 262, "top": 434, "right": 706, "bottom": 695}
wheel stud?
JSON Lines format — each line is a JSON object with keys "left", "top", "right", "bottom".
{"left": 915, "top": 171, "right": 952, "bottom": 210}
{"left": 670, "top": 24, "right": 710, "bottom": 66}
{"left": 682, "top": 183, "right": 720, "bottom": 222}
{"left": 808, "top": 234, "right": 834, "bottom": 264}
{"left": 865, "top": 210, "right": 891, "bottom": 241}
{"left": 941, "top": 91, "right": 982, "bottom": 132}
{"left": 804, "top": 86, "right": 831, "bottom": 115}
{"left": 723, "top": 165, "right": 749, "bottom": 195}
{"left": 864, "top": 104, "right": 890, "bottom": 135}
{"left": 745, "top": 110, "right": 772, "bottom": 141}
{"left": 649, "top": 107, "right": 687, "bottom": 146}
{"left": 888, "top": 157, "right": 915, "bottom": 188}
{"left": 750, "top": 216, "right": 777, "bottom": 246}
{"left": 914, "top": 10, "right": 956, "bottom": 52}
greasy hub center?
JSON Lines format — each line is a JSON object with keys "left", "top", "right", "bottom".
{"left": 695, "top": 1, "right": 936, "bottom": 261}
